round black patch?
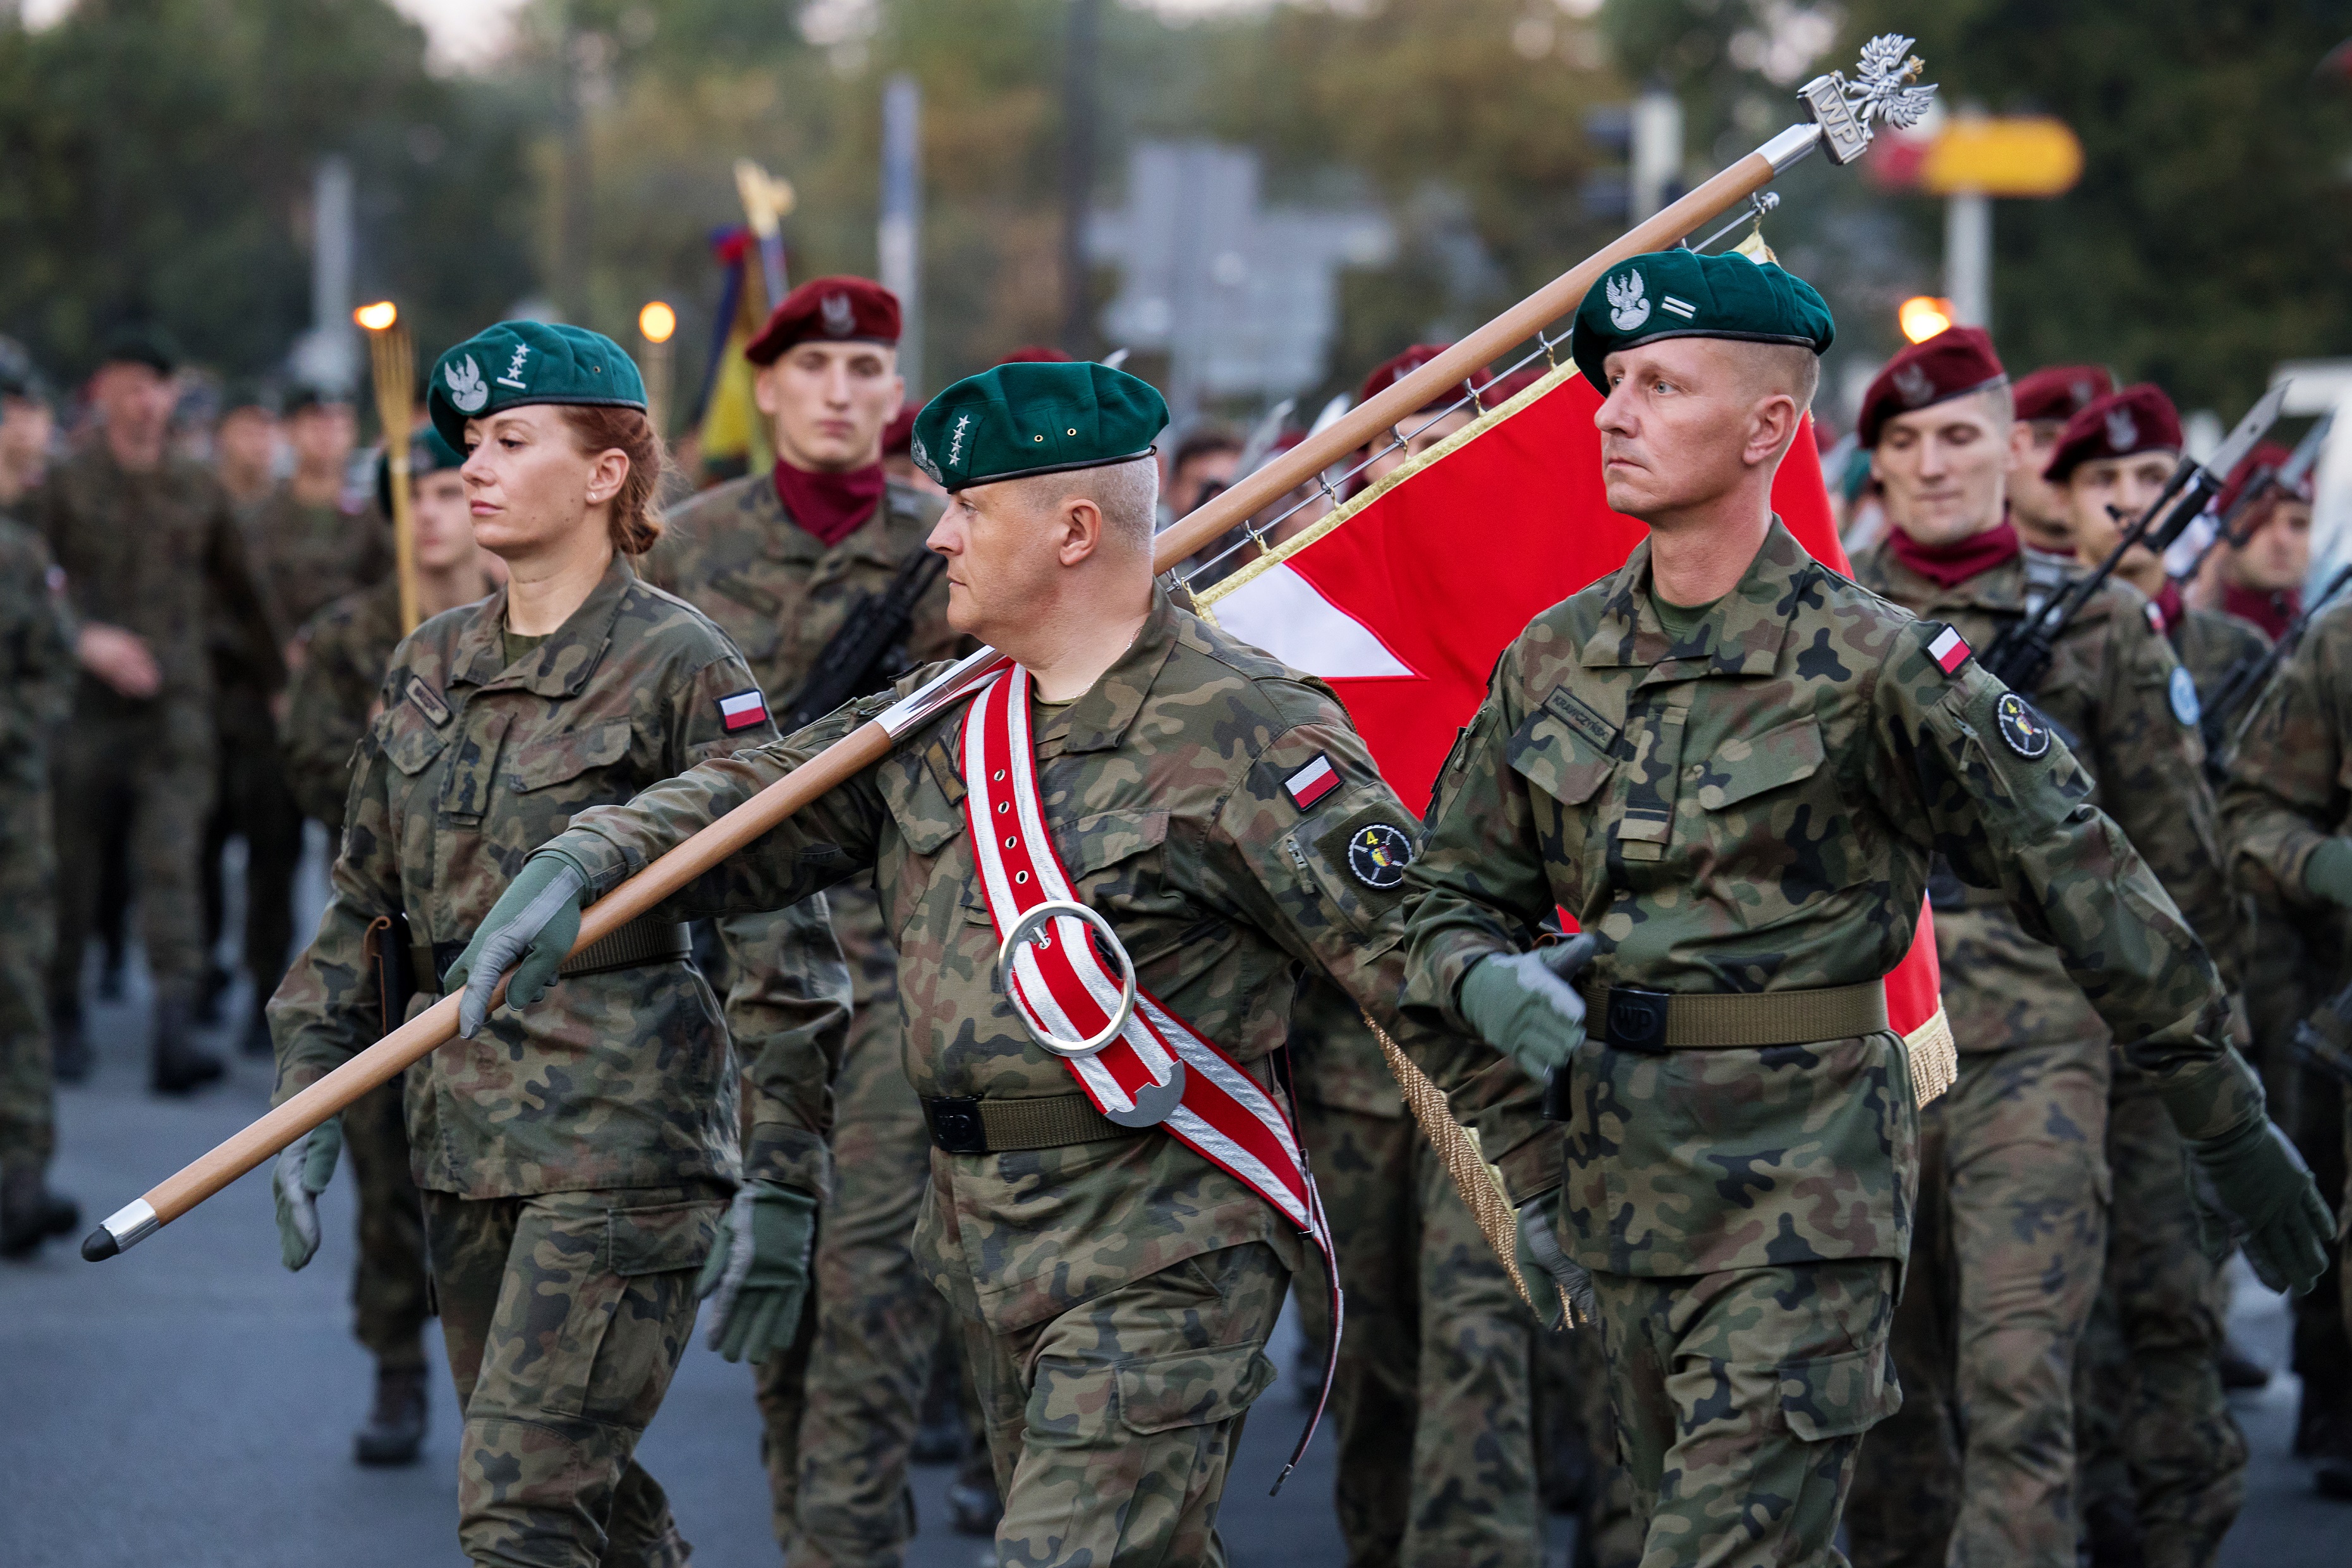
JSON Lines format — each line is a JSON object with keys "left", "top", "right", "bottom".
{"left": 1996, "top": 692, "right": 2051, "bottom": 758}
{"left": 1347, "top": 823, "right": 1416, "bottom": 889}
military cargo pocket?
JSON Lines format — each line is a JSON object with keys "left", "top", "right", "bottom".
{"left": 379, "top": 700, "right": 450, "bottom": 777}
{"left": 604, "top": 1197, "right": 722, "bottom": 1277}
{"left": 510, "top": 719, "right": 633, "bottom": 794}
{"left": 1774, "top": 1343, "right": 1899, "bottom": 1442}
{"left": 1114, "top": 1341, "right": 1279, "bottom": 1435}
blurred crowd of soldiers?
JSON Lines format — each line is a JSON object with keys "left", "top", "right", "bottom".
{"left": 3, "top": 260, "right": 2349, "bottom": 1568}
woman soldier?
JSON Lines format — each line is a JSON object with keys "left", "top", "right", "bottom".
{"left": 266, "top": 322, "right": 819, "bottom": 1567}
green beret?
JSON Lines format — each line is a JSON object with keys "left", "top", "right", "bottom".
{"left": 911, "top": 360, "right": 1167, "bottom": 492}
{"left": 427, "top": 320, "right": 645, "bottom": 449}
{"left": 1571, "top": 250, "right": 1834, "bottom": 394}
{"left": 375, "top": 424, "right": 467, "bottom": 516}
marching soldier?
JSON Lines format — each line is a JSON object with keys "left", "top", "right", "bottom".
{"left": 2006, "top": 364, "right": 2114, "bottom": 563}
{"left": 275, "top": 424, "right": 492, "bottom": 1466}
{"left": 32, "top": 324, "right": 281, "bottom": 1093}
{"left": 211, "top": 381, "right": 279, "bottom": 511}
{"left": 637, "top": 274, "right": 951, "bottom": 1565}
{"left": 448, "top": 358, "right": 1535, "bottom": 1565}
{"left": 2049, "top": 384, "right": 2263, "bottom": 1562}
{"left": 0, "top": 349, "right": 80, "bottom": 1258}
{"left": 1837, "top": 328, "right": 2235, "bottom": 1566}
{"left": 269, "top": 322, "right": 788, "bottom": 1565}
{"left": 1392, "top": 249, "right": 2331, "bottom": 1566}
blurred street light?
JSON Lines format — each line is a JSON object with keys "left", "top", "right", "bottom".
{"left": 354, "top": 301, "right": 398, "bottom": 332}
{"left": 638, "top": 301, "right": 676, "bottom": 344}
{"left": 639, "top": 301, "right": 676, "bottom": 439}
{"left": 1900, "top": 296, "right": 1956, "bottom": 343}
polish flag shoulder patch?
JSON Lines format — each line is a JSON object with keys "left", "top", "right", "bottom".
{"left": 1925, "top": 623, "right": 1971, "bottom": 677}
{"left": 718, "top": 688, "right": 770, "bottom": 732}
{"left": 1283, "top": 753, "right": 1341, "bottom": 811}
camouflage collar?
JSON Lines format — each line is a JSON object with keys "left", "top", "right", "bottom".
{"left": 1584, "top": 517, "right": 1810, "bottom": 682}
{"left": 1032, "top": 581, "right": 1180, "bottom": 756}
{"left": 450, "top": 554, "right": 636, "bottom": 696}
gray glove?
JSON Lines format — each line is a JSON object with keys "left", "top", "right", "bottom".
{"left": 1514, "top": 1197, "right": 1595, "bottom": 1331}
{"left": 695, "top": 1181, "right": 820, "bottom": 1363}
{"left": 1459, "top": 935, "right": 1598, "bottom": 1083}
{"left": 446, "top": 852, "right": 590, "bottom": 1037}
{"left": 2308, "top": 837, "right": 2352, "bottom": 909}
{"left": 2190, "top": 1117, "right": 2334, "bottom": 1295}
{"left": 272, "top": 1116, "right": 343, "bottom": 1272}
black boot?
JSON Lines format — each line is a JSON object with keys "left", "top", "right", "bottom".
{"left": 49, "top": 1004, "right": 90, "bottom": 1085}
{"left": 355, "top": 1362, "right": 429, "bottom": 1466}
{"left": 2219, "top": 1337, "right": 2273, "bottom": 1391}
{"left": 1, "top": 1165, "right": 81, "bottom": 1259}
{"left": 150, "top": 983, "right": 224, "bottom": 1095}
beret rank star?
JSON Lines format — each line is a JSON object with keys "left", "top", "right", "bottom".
{"left": 910, "top": 360, "right": 1169, "bottom": 492}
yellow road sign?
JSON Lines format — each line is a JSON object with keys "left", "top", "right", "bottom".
{"left": 1920, "top": 116, "right": 2082, "bottom": 197}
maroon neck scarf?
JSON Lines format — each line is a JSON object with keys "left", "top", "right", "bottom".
{"left": 2147, "top": 579, "right": 2186, "bottom": 636}
{"left": 773, "top": 459, "right": 885, "bottom": 547}
{"left": 2223, "top": 581, "right": 2298, "bottom": 641}
{"left": 1886, "top": 520, "right": 2020, "bottom": 589}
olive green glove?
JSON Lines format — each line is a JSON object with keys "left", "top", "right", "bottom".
{"left": 272, "top": 1116, "right": 343, "bottom": 1272}
{"left": 695, "top": 1181, "right": 819, "bottom": 1364}
{"left": 1458, "top": 935, "right": 1598, "bottom": 1084}
{"left": 2190, "top": 1116, "right": 2334, "bottom": 1295}
{"left": 2305, "top": 837, "right": 2352, "bottom": 909}
{"left": 1514, "top": 1198, "right": 1595, "bottom": 1332}
{"left": 446, "top": 851, "right": 591, "bottom": 1037}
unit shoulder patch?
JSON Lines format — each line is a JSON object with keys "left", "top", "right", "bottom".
{"left": 1283, "top": 752, "right": 1341, "bottom": 811}
{"left": 719, "top": 688, "right": 770, "bottom": 732}
{"left": 2168, "top": 664, "right": 2202, "bottom": 727}
{"left": 1345, "top": 821, "right": 1416, "bottom": 889}
{"left": 1996, "top": 691, "right": 2051, "bottom": 758}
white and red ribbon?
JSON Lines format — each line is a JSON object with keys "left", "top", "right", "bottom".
{"left": 958, "top": 663, "right": 1339, "bottom": 1482}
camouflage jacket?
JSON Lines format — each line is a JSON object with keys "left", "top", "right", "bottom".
{"left": 29, "top": 443, "right": 283, "bottom": 714}
{"left": 0, "top": 514, "right": 76, "bottom": 793}
{"left": 641, "top": 470, "right": 962, "bottom": 715}
{"left": 265, "top": 558, "right": 779, "bottom": 1199}
{"left": 240, "top": 484, "right": 393, "bottom": 643}
{"left": 1399, "top": 520, "right": 2248, "bottom": 1278}
{"left": 282, "top": 577, "right": 415, "bottom": 836}
{"left": 542, "top": 583, "right": 1525, "bottom": 1334}
{"left": 1851, "top": 542, "right": 2243, "bottom": 1057}
{"left": 2219, "top": 600, "right": 2352, "bottom": 911}
{"left": 2172, "top": 604, "right": 2267, "bottom": 707}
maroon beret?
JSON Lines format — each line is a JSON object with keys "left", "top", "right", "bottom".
{"left": 746, "top": 276, "right": 901, "bottom": 365}
{"left": 996, "top": 344, "right": 1074, "bottom": 365}
{"left": 880, "top": 402, "right": 917, "bottom": 458}
{"left": 2012, "top": 363, "right": 2116, "bottom": 426}
{"left": 1485, "top": 363, "right": 1551, "bottom": 405}
{"left": 1857, "top": 326, "right": 2007, "bottom": 447}
{"left": 2214, "top": 440, "right": 2296, "bottom": 516}
{"left": 2044, "top": 384, "right": 2182, "bottom": 483}
{"left": 1359, "top": 344, "right": 1492, "bottom": 415}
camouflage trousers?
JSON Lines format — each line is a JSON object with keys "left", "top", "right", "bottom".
{"left": 1292, "top": 1099, "right": 1543, "bottom": 1567}
{"left": 47, "top": 702, "right": 213, "bottom": 1002}
{"left": 752, "top": 885, "right": 944, "bottom": 1565}
{"left": 199, "top": 696, "right": 303, "bottom": 998}
{"left": 2073, "top": 1083, "right": 2245, "bottom": 1568}
{"left": 945, "top": 1239, "right": 1288, "bottom": 1566}
{"left": 0, "top": 783, "right": 56, "bottom": 1176}
{"left": 346, "top": 1069, "right": 429, "bottom": 1368}
{"left": 1846, "top": 1039, "right": 2111, "bottom": 1568}
{"left": 422, "top": 1182, "right": 726, "bottom": 1567}
{"left": 1589, "top": 1258, "right": 1900, "bottom": 1568}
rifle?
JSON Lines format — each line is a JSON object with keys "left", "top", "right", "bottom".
{"left": 2199, "top": 562, "right": 2352, "bottom": 773}
{"left": 777, "top": 543, "right": 949, "bottom": 732}
{"left": 1979, "top": 385, "right": 2288, "bottom": 694}
{"left": 2171, "top": 410, "right": 2332, "bottom": 591}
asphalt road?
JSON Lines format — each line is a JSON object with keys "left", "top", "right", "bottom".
{"left": 1, "top": 839, "right": 2343, "bottom": 1564}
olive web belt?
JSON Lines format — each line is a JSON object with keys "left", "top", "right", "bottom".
{"left": 1576, "top": 978, "right": 1888, "bottom": 1052}
{"left": 919, "top": 1092, "right": 1142, "bottom": 1155}
{"left": 414, "top": 916, "right": 693, "bottom": 992}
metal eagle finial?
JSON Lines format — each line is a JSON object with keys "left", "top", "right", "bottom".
{"left": 1797, "top": 33, "right": 1939, "bottom": 164}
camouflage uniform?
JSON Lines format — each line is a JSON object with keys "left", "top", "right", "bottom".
{"left": 1841, "top": 544, "right": 2238, "bottom": 1567}
{"left": 1397, "top": 521, "right": 2251, "bottom": 1568}
{"left": 2220, "top": 600, "right": 2352, "bottom": 1492}
{"left": 267, "top": 559, "right": 781, "bottom": 1566}
{"left": 0, "top": 516, "right": 76, "bottom": 1197}
{"left": 640, "top": 471, "right": 959, "bottom": 1564}
{"left": 205, "top": 489, "right": 393, "bottom": 1007}
{"left": 283, "top": 575, "right": 433, "bottom": 1379}
{"left": 28, "top": 443, "right": 280, "bottom": 1024}
{"left": 1287, "top": 972, "right": 1544, "bottom": 1568}
{"left": 539, "top": 583, "right": 1530, "bottom": 1565}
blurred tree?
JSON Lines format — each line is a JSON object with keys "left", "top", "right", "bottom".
{"left": 1835, "top": 0, "right": 2352, "bottom": 414}
{"left": 0, "top": 0, "right": 533, "bottom": 384}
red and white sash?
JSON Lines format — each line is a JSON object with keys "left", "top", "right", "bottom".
{"left": 958, "top": 663, "right": 1339, "bottom": 1481}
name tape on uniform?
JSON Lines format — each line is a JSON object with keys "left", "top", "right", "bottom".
{"left": 718, "top": 688, "right": 770, "bottom": 732}
{"left": 1284, "top": 753, "right": 1340, "bottom": 810}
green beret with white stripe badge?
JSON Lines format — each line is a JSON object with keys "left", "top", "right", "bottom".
{"left": 1571, "top": 249, "right": 1835, "bottom": 394}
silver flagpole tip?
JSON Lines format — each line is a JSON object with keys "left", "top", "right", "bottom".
{"left": 1795, "top": 33, "right": 1938, "bottom": 166}
{"left": 82, "top": 1198, "right": 159, "bottom": 1261}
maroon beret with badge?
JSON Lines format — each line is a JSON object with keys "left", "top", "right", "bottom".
{"left": 996, "top": 344, "right": 1074, "bottom": 365}
{"left": 880, "top": 401, "right": 917, "bottom": 458}
{"left": 745, "top": 276, "right": 902, "bottom": 365}
{"left": 1856, "top": 325, "right": 2007, "bottom": 447}
{"left": 1358, "top": 344, "right": 1492, "bottom": 416}
{"left": 2044, "top": 383, "right": 2183, "bottom": 483}
{"left": 2012, "top": 363, "right": 2116, "bottom": 426}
